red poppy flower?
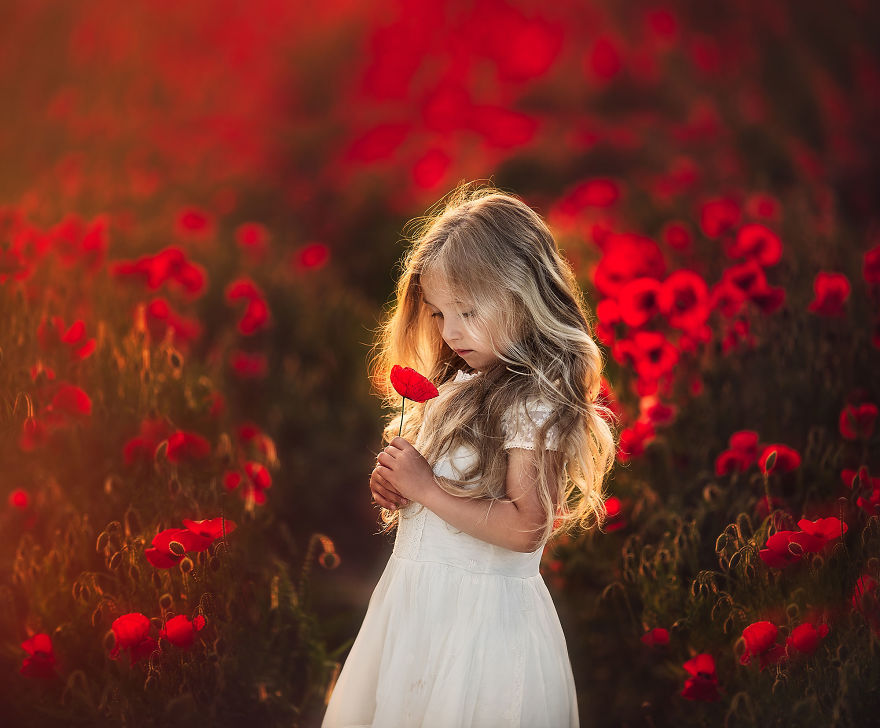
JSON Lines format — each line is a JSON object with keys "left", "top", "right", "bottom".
{"left": 182, "top": 517, "right": 237, "bottom": 541}
{"left": 740, "top": 621, "right": 780, "bottom": 667}
{"left": 839, "top": 403, "right": 877, "bottom": 440}
{"left": 661, "top": 221, "right": 692, "bottom": 252}
{"left": 110, "top": 613, "right": 156, "bottom": 664}
{"left": 602, "top": 495, "right": 627, "bottom": 532}
{"left": 864, "top": 244, "right": 880, "bottom": 285}
{"left": 617, "top": 421, "right": 655, "bottom": 463}
{"left": 165, "top": 430, "right": 211, "bottom": 463}
{"left": 48, "top": 383, "right": 92, "bottom": 418}
{"left": 235, "top": 222, "right": 270, "bottom": 260}
{"left": 807, "top": 272, "right": 850, "bottom": 317}
{"left": 593, "top": 233, "right": 666, "bottom": 299}
{"left": 9, "top": 488, "right": 29, "bottom": 510}
{"left": 730, "top": 224, "right": 783, "bottom": 267}
{"left": 797, "top": 517, "right": 847, "bottom": 545}
{"left": 159, "top": 614, "right": 207, "bottom": 648}
{"left": 618, "top": 277, "right": 663, "bottom": 327}
{"left": 37, "top": 316, "right": 96, "bottom": 360}
{"left": 758, "top": 444, "right": 801, "bottom": 475}
{"left": 641, "top": 627, "right": 669, "bottom": 647}
{"left": 144, "top": 297, "right": 202, "bottom": 344}
{"left": 144, "top": 526, "right": 212, "bottom": 569}
{"left": 225, "top": 278, "right": 271, "bottom": 335}
{"left": 786, "top": 622, "right": 829, "bottom": 656}
{"left": 715, "top": 430, "right": 760, "bottom": 476}
{"left": 699, "top": 197, "right": 741, "bottom": 239}
{"left": 175, "top": 206, "right": 215, "bottom": 240}
{"left": 658, "top": 271, "right": 710, "bottom": 331}
{"left": 20, "top": 633, "right": 56, "bottom": 679}
{"left": 681, "top": 653, "right": 720, "bottom": 701}
{"left": 390, "top": 365, "right": 439, "bottom": 403}
{"left": 759, "top": 529, "right": 823, "bottom": 568}
{"left": 230, "top": 350, "right": 268, "bottom": 379}
{"left": 123, "top": 417, "right": 171, "bottom": 466}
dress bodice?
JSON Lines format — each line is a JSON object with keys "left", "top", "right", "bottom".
{"left": 392, "top": 369, "right": 555, "bottom": 578}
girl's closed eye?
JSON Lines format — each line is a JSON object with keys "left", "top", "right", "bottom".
{"left": 430, "top": 311, "right": 475, "bottom": 319}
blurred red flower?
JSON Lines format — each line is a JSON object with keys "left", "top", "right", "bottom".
{"left": 9, "top": 488, "right": 30, "bottom": 510}
{"left": 786, "top": 622, "right": 830, "bottom": 656}
{"left": 20, "top": 633, "right": 56, "bottom": 679}
{"left": 165, "top": 430, "right": 211, "bottom": 463}
{"left": 758, "top": 444, "right": 801, "bottom": 475}
{"left": 235, "top": 222, "right": 270, "bottom": 261}
{"left": 658, "top": 271, "right": 710, "bottom": 331}
{"left": 864, "top": 244, "right": 880, "bottom": 285}
{"left": 640, "top": 627, "right": 669, "bottom": 647}
{"left": 37, "top": 315, "right": 96, "bottom": 360}
{"left": 48, "top": 383, "right": 92, "bottom": 418}
{"left": 182, "top": 517, "right": 237, "bottom": 540}
{"left": 715, "top": 430, "right": 759, "bottom": 476}
{"left": 730, "top": 224, "right": 782, "bottom": 267}
{"left": 175, "top": 206, "right": 215, "bottom": 240}
{"left": 593, "top": 233, "right": 666, "bottom": 299}
{"left": 123, "top": 417, "right": 172, "bottom": 466}
{"left": 618, "top": 277, "right": 662, "bottom": 327}
{"left": 681, "top": 653, "right": 720, "bottom": 701}
{"left": 110, "top": 613, "right": 156, "bottom": 665}
{"left": 226, "top": 277, "right": 271, "bottom": 335}
{"left": 839, "top": 402, "right": 877, "bottom": 440}
{"left": 230, "top": 350, "right": 268, "bottom": 378}
{"left": 740, "top": 621, "right": 786, "bottom": 669}
{"left": 807, "top": 272, "right": 851, "bottom": 317}
{"left": 144, "top": 297, "right": 202, "bottom": 345}
{"left": 111, "top": 246, "right": 207, "bottom": 297}
{"left": 160, "top": 614, "right": 207, "bottom": 648}
{"left": 699, "top": 197, "right": 741, "bottom": 239}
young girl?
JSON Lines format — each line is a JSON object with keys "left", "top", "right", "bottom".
{"left": 321, "top": 182, "right": 618, "bottom": 727}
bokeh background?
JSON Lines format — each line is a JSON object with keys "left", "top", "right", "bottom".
{"left": 2, "top": 0, "right": 879, "bottom": 725}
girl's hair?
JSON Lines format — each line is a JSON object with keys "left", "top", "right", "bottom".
{"left": 367, "top": 180, "right": 619, "bottom": 546}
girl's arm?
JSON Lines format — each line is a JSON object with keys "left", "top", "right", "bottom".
{"left": 374, "top": 436, "right": 559, "bottom": 553}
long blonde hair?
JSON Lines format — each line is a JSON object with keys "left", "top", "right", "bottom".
{"left": 367, "top": 180, "right": 619, "bottom": 545}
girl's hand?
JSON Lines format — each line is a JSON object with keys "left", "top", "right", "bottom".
{"left": 375, "top": 436, "right": 436, "bottom": 504}
{"left": 370, "top": 465, "right": 408, "bottom": 510}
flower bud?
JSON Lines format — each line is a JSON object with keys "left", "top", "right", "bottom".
{"left": 180, "top": 557, "right": 194, "bottom": 574}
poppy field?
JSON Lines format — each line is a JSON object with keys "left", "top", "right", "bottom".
{"left": 1, "top": 0, "right": 879, "bottom": 726}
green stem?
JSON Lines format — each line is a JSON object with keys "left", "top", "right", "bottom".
{"left": 398, "top": 396, "right": 406, "bottom": 437}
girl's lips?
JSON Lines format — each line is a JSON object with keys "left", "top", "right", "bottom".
{"left": 456, "top": 349, "right": 472, "bottom": 355}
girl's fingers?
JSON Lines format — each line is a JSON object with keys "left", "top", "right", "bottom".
{"left": 370, "top": 472, "right": 407, "bottom": 509}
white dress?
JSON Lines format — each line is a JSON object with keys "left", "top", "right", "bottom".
{"left": 321, "top": 369, "right": 579, "bottom": 728}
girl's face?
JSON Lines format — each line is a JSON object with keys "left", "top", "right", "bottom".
{"left": 420, "top": 270, "right": 500, "bottom": 372}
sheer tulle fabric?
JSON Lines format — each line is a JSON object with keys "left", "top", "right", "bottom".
{"left": 321, "top": 370, "right": 578, "bottom": 728}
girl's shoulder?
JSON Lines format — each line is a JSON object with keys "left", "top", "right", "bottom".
{"left": 501, "top": 392, "right": 561, "bottom": 452}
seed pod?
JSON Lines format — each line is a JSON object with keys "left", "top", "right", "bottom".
{"left": 180, "top": 557, "right": 193, "bottom": 574}
{"left": 96, "top": 531, "right": 110, "bottom": 553}
{"left": 159, "top": 593, "right": 173, "bottom": 610}
{"left": 150, "top": 616, "right": 163, "bottom": 630}
{"left": 103, "top": 630, "right": 116, "bottom": 652}
{"left": 318, "top": 551, "right": 340, "bottom": 569}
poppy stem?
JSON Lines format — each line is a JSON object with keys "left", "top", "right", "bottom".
{"left": 398, "top": 396, "right": 406, "bottom": 438}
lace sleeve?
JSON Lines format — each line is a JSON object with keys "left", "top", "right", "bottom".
{"left": 502, "top": 397, "right": 562, "bottom": 451}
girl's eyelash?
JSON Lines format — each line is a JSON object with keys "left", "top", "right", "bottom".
{"left": 430, "top": 312, "right": 474, "bottom": 318}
